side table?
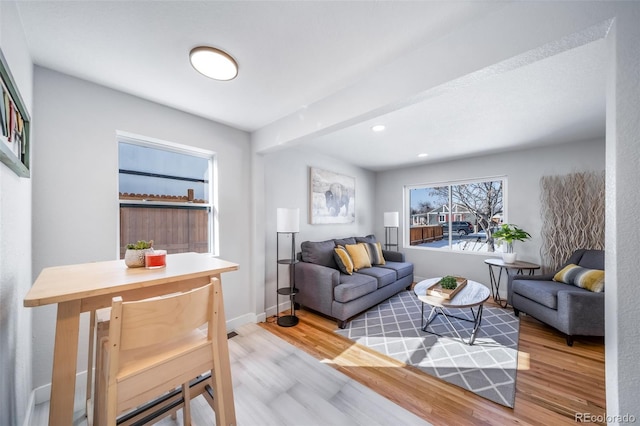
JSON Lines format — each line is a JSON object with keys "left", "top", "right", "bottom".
{"left": 484, "top": 258, "right": 540, "bottom": 308}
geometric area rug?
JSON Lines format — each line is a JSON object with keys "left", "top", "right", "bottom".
{"left": 335, "top": 290, "right": 520, "bottom": 408}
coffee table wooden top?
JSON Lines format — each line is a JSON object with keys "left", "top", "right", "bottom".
{"left": 414, "top": 277, "right": 490, "bottom": 309}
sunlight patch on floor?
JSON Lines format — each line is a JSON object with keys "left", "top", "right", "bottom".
{"left": 517, "top": 350, "right": 531, "bottom": 370}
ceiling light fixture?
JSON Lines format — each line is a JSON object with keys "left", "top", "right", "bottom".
{"left": 418, "top": 153, "right": 429, "bottom": 158}
{"left": 189, "top": 46, "right": 238, "bottom": 81}
{"left": 371, "top": 124, "right": 386, "bottom": 132}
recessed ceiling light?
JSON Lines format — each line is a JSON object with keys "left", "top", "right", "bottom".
{"left": 418, "top": 153, "right": 429, "bottom": 158}
{"left": 371, "top": 124, "right": 386, "bottom": 132}
{"left": 189, "top": 46, "right": 238, "bottom": 81}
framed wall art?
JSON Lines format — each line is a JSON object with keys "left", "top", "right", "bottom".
{"left": 309, "top": 167, "right": 355, "bottom": 224}
{"left": 0, "top": 48, "right": 31, "bottom": 178}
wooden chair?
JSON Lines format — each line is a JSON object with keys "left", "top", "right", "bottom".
{"left": 96, "top": 280, "right": 236, "bottom": 425}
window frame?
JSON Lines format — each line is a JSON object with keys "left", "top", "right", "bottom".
{"left": 116, "top": 131, "right": 218, "bottom": 256}
{"left": 405, "top": 175, "right": 507, "bottom": 254}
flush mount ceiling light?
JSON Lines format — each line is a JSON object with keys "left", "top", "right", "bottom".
{"left": 371, "top": 124, "right": 386, "bottom": 132}
{"left": 189, "top": 46, "right": 238, "bottom": 81}
{"left": 418, "top": 153, "right": 429, "bottom": 158}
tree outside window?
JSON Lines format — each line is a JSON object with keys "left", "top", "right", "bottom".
{"left": 408, "top": 178, "right": 504, "bottom": 252}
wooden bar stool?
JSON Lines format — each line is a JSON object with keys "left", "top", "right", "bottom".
{"left": 94, "top": 280, "right": 236, "bottom": 425}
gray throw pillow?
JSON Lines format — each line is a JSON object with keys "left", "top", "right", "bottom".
{"left": 355, "top": 234, "right": 377, "bottom": 244}
{"left": 301, "top": 240, "right": 337, "bottom": 269}
{"left": 334, "top": 237, "right": 356, "bottom": 246}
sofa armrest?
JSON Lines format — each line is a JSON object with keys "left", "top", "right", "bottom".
{"left": 294, "top": 262, "right": 340, "bottom": 317}
{"left": 557, "top": 290, "right": 605, "bottom": 336}
{"left": 383, "top": 250, "right": 405, "bottom": 263}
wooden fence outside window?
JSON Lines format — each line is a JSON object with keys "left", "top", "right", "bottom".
{"left": 119, "top": 205, "right": 209, "bottom": 258}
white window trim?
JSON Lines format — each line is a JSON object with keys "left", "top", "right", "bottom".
{"left": 116, "top": 131, "right": 218, "bottom": 257}
{"left": 405, "top": 175, "right": 507, "bottom": 254}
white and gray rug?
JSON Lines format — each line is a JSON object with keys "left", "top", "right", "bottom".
{"left": 335, "top": 290, "right": 520, "bottom": 408}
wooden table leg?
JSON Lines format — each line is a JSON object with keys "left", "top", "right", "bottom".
{"left": 209, "top": 276, "right": 237, "bottom": 426}
{"left": 49, "top": 300, "right": 81, "bottom": 425}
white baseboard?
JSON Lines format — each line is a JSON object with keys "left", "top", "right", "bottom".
{"left": 264, "top": 300, "right": 293, "bottom": 319}
{"left": 25, "top": 369, "right": 88, "bottom": 425}
{"left": 22, "top": 389, "right": 36, "bottom": 426}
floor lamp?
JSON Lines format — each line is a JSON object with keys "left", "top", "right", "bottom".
{"left": 276, "top": 208, "right": 300, "bottom": 327}
{"left": 384, "top": 211, "right": 399, "bottom": 251}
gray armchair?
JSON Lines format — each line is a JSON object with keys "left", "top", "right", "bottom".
{"left": 508, "top": 249, "right": 604, "bottom": 346}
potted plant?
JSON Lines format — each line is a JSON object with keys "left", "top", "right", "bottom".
{"left": 492, "top": 224, "right": 530, "bottom": 263}
{"left": 440, "top": 275, "right": 458, "bottom": 290}
{"left": 124, "top": 239, "right": 154, "bottom": 268}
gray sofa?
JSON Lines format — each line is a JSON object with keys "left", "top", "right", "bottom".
{"left": 508, "top": 249, "right": 604, "bottom": 346}
{"left": 295, "top": 235, "right": 414, "bottom": 328}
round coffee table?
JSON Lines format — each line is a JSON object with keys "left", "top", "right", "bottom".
{"left": 413, "top": 278, "right": 490, "bottom": 345}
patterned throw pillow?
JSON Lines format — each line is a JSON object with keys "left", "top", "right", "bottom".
{"left": 345, "top": 243, "right": 372, "bottom": 271}
{"left": 553, "top": 263, "right": 605, "bottom": 292}
{"left": 333, "top": 245, "right": 354, "bottom": 275}
{"left": 362, "top": 242, "right": 385, "bottom": 265}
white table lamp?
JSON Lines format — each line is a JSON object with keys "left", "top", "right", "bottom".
{"left": 277, "top": 208, "right": 300, "bottom": 233}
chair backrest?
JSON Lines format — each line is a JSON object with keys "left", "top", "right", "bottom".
{"left": 106, "top": 283, "right": 215, "bottom": 419}
{"left": 114, "top": 284, "right": 212, "bottom": 352}
{"left": 563, "top": 249, "right": 605, "bottom": 271}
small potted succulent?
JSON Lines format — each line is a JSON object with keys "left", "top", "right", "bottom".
{"left": 124, "top": 240, "right": 154, "bottom": 268}
{"left": 492, "top": 224, "right": 531, "bottom": 263}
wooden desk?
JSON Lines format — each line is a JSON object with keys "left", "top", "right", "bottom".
{"left": 24, "top": 252, "right": 239, "bottom": 426}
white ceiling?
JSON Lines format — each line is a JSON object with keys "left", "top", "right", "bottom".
{"left": 15, "top": 1, "right": 606, "bottom": 171}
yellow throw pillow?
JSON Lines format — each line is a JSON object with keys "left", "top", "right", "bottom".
{"left": 345, "top": 243, "right": 372, "bottom": 271}
{"left": 553, "top": 263, "right": 605, "bottom": 292}
{"left": 333, "top": 245, "right": 354, "bottom": 275}
{"left": 363, "top": 242, "right": 385, "bottom": 265}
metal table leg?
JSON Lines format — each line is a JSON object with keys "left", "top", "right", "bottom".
{"left": 420, "top": 304, "right": 485, "bottom": 346}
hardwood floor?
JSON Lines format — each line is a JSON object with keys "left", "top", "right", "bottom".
{"left": 260, "top": 300, "right": 606, "bottom": 426}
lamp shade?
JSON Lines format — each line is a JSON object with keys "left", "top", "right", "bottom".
{"left": 384, "top": 211, "right": 399, "bottom": 228}
{"left": 277, "top": 208, "right": 300, "bottom": 233}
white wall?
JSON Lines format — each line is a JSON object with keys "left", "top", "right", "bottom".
{"left": 605, "top": 7, "right": 640, "bottom": 419}
{"left": 261, "top": 146, "right": 376, "bottom": 315}
{"left": 0, "top": 3, "right": 33, "bottom": 425}
{"left": 376, "top": 139, "right": 605, "bottom": 294}
{"left": 30, "top": 68, "right": 253, "bottom": 391}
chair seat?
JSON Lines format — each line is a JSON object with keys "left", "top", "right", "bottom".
{"left": 512, "top": 279, "right": 571, "bottom": 310}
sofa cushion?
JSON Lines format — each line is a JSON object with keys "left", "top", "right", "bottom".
{"left": 512, "top": 279, "right": 576, "bottom": 310}
{"left": 334, "top": 274, "right": 377, "bottom": 303}
{"left": 301, "top": 240, "right": 337, "bottom": 269}
{"left": 380, "top": 261, "right": 413, "bottom": 280}
{"left": 334, "top": 237, "right": 356, "bottom": 246}
{"left": 333, "top": 245, "right": 354, "bottom": 275}
{"left": 554, "top": 264, "right": 605, "bottom": 292}
{"left": 362, "top": 242, "right": 385, "bottom": 265}
{"left": 345, "top": 243, "right": 372, "bottom": 271}
{"left": 355, "top": 234, "right": 377, "bottom": 244}
{"left": 355, "top": 267, "right": 397, "bottom": 289}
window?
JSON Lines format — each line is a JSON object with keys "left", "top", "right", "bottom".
{"left": 407, "top": 177, "right": 505, "bottom": 252}
{"left": 118, "top": 133, "right": 216, "bottom": 257}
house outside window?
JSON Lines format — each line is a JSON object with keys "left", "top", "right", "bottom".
{"left": 407, "top": 177, "right": 505, "bottom": 252}
{"left": 117, "top": 133, "right": 216, "bottom": 257}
